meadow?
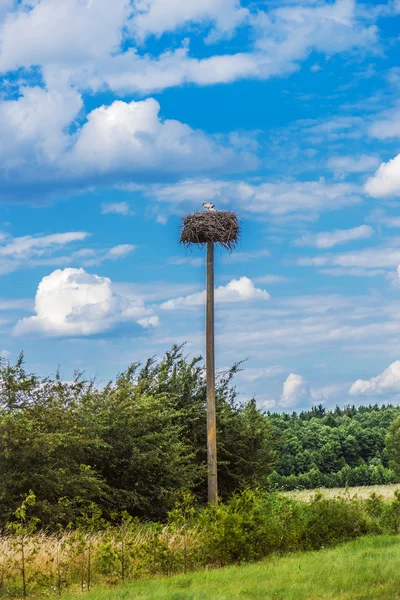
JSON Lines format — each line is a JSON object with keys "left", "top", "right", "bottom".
{"left": 3, "top": 354, "right": 400, "bottom": 598}
{"left": 286, "top": 484, "right": 400, "bottom": 502}
{"left": 61, "top": 536, "right": 400, "bottom": 600}
{"left": 2, "top": 487, "right": 400, "bottom": 599}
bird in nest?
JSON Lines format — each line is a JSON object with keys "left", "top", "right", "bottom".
{"left": 202, "top": 202, "right": 216, "bottom": 212}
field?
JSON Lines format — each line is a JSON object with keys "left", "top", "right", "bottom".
{"left": 63, "top": 535, "right": 400, "bottom": 600}
{"left": 285, "top": 484, "right": 400, "bottom": 502}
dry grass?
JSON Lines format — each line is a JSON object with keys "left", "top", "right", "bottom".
{"left": 0, "top": 525, "right": 197, "bottom": 598}
{"left": 284, "top": 484, "right": 400, "bottom": 502}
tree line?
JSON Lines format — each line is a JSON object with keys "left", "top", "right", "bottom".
{"left": 268, "top": 402, "right": 400, "bottom": 490}
{"left": 2, "top": 345, "right": 400, "bottom": 529}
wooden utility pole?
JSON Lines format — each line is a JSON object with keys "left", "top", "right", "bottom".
{"left": 206, "top": 241, "right": 218, "bottom": 504}
{"left": 180, "top": 210, "right": 239, "bottom": 505}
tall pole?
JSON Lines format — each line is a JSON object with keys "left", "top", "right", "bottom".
{"left": 206, "top": 241, "right": 218, "bottom": 504}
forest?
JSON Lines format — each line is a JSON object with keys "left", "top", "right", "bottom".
{"left": 1, "top": 345, "right": 400, "bottom": 529}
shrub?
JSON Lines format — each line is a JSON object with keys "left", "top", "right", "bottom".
{"left": 0, "top": 488, "right": 397, "bottom": 598}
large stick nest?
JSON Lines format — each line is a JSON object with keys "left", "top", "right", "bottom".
{"left": 180, "top": 211, "right": 240, "bottom": 251}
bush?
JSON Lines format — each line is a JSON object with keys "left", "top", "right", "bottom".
{"left": 0, "top": 488, "right": 398, "bottom": 597}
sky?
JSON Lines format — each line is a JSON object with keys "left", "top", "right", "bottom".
{"left": 1, "top": 0, "right": 400, "bottom": 412}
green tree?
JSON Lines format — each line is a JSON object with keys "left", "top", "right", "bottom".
{"left": 386, "top": 415, "right": 400, "bottom": 473}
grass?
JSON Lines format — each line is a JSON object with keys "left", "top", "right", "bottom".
{"left": 63, "top": 535, "right": 400, "bottom": 600}
{"left": 285, "top": 484, "right": 400, "bottom": 502}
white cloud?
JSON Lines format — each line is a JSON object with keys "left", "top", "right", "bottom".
{"left": 130, "top": 0, "right": 248, "bottom": 42}
{"left": 0, "top": 0, "right": 377, "bottom": 97}
{"left": 298, "top": 246, "right": 400, "bottom": 269}
{"left": 0, "top": 95, "right": 255, "bottom": 201}
{"left": 349, "top": 361, "right": 400, "bottom": 396}
{"left": 0, "top": 231, "right": 90, "bottom": 274}
{"left": 280, "top": 373, "right": 310, "bottom": 408}
{"left": 0, "top": 0, "right": 130, "bottom": 73}
{"left": 137, "top": 315, "right": 160, "bottom": 328}
{"left": 141, "top": 178, "right": 362, "bottom": 218}
{"left": 310, "top": 383, "right": 349, "bottom": 402}
{"left": 66, "top": 99, "right": 254, "bottom": 177}
{"left": 0, "top": 84, "right": 83, "bottom": 176}
{"left": 104, "top": 245, "right": 135, "bottom": 260}
{"left": 0, "top": 298, "right": 32, "bottom": 311}
{"left": 0, "top": 0, "right": 380, "bottom": 201}
{"left": 222, "top": 249, "right": 271, "bottom": 263}
{"left": 168, "top": 256, "right": 204, "bottom": 267}
{"left": 0, "top": 232, "right": 89, "bottom": 259}
{"left": 254, "top": 275, "right": 291, "bottom": 284}
{"left": 365, "top": 154, "right": 400, "bottom": 198}
{"left": 101, "top": 202, "right": 134, "bottom": 216}
{"left": 318, "top": 267, "right": 387, "bottom": 277}
{"left": 368, "top": 107, "right": 400, "bottom": 140}
{"left": 327, "top": 154, "right": 380, "bottom": 177}
{"left": 14, "top": 268, "right": 158, "bottom": 338}
{"left": 242, "top": 366, "right": 286, "bottom": 382}
{"left": 0, "top": 350, "right": 10, "bottom": 359}
{"left": 75, "top": 244, "right": 136, "bottom": 267}
{"left": 160, "top": 276, "right": 270, "bottom": 310}
{"left": 294, "top": 225, "right": 373, "bottom": 248}
{"left": 0, "top": 232, "right": 135, "bottom": 274}
{"left": 257, "top": 398, "right": 277, "bottom": 411}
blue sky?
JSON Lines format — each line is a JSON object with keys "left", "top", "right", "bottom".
{"left": 1, "top": 0, "right": 400, "bottom": 411}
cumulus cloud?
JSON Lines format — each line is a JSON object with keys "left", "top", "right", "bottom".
{"left": 0, "top": 0, "right": 376, "bottom": 95}
{"left": 0, "top": 0, "right": 381, "bottom": 202}
{"left": 0, "top": 84, "right": 83, "bottom": 177}
{"left": 0, "top": 0, "right": 130, "bottom": 73}
{"left": 160, "top": 276, "right": 270, "bottom": 310}
{"left": 280, "top": 373, "right": 310, "bottom": 408}
{"left": 0, "top": 95, "right": 256, "bottom": 201}
{"left": 294, "top": 225, "right": 373, "bottom": 249}
{"left": 349, "top": 361, "right": 400, "bottom": 396}
{"left": 365, "top": 154, "right": 400, "bottom": 198}
{"left": 0, "top": 350, "right": 10, "bottom": 359}
{"left": 14, "top": 268, "right": 158, "bottom": 337}
{"left": 67, "top": 99, "right": 252, "bottom": 177}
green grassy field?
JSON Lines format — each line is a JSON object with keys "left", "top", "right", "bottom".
{"left": 64, "top": 535, "right": 400, "bottom": 600}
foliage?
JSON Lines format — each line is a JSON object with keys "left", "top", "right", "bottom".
{"left": 265, "top": 403, "right": 400, "bottom": 490}
{"left": 385, "top": 414, "right": 400, "bottom": 474}
{"left": 0, "top": 490, "right": 399, "bottom": 597}
{"left": 0, "top": 347, "right": 275, "bottom": 528}
{"left": 3, "top": 346, "right": 400, "bottom": 531}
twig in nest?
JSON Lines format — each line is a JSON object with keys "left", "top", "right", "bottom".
{"left": 180, "top": 211, "right": 240, "bottom": 251}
